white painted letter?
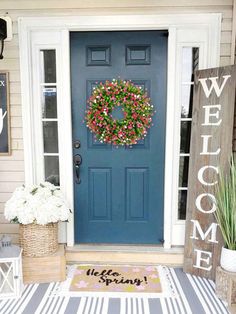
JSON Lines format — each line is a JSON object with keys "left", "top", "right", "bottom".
{"left": 195, "top": 193, "right": 216, "bottom": 214}
{"left": 0, "top": 109, "right": 7, "bottom": 135}
{"left": 190, "top": 220, "right": 218, "bottom": 243}
{"left": 200, "top": 135, "right": 221, "bottom": 155}
{"left": 198, "top": 165, "right": 219, "bottom": 186}
{"left": 199, "top": 75, "right": 231, "bottom": 98}
{"left": 202, "top": 105, "right": 222, "bottom": 126}
{"left": 193, "top": 249, "right": 212, "bottom": 271}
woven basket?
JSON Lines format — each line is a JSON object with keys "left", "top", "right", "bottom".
{"left": 19, "top": 223, "right": 58, "bottom": 257}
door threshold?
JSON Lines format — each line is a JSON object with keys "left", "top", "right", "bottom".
{"left": 66, "top": 244, "right": 184, "bottom": 267}
{"left": 67, "top": 244, "right": 183, "bottom": 253}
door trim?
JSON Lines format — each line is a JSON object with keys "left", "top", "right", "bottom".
{"left": 18, "top": 13, "right": 221, "bottom": 248}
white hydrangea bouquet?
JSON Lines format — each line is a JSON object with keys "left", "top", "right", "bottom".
{"left": 4, "top": 182, "right": 71, "bottom": 225}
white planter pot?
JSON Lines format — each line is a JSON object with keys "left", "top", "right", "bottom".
{"left": 220, "top": 247, "right": 236, "bottom": 272}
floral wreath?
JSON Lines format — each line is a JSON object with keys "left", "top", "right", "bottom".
{"left": 85, "top": 79, "right": 155, "bottom": 146}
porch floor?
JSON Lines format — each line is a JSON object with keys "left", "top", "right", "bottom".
{"left": 0, "top": 267, "right": 229, "bottom": 314}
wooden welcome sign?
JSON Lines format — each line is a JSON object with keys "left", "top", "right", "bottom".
{"left": 184, "top": 65, "right": 236, "bottom": 280}
{"left": 0, "top": 72, "right": 10, "bottom": 155}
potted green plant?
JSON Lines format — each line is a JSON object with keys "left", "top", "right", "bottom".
{"left": 214, "top": 158, "right": 236, "bottom": 272}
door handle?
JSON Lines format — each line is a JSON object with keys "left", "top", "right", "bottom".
{"left": 74, "top": 154, "right": 82, "bottom": 184}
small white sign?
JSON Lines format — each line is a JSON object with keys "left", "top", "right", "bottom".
{"left": 43, "top": 87, "right": 57, "bottom": 96}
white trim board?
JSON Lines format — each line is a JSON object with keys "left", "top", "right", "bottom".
{"left": 18, "top": 14, "right": 221, "bottom": 247}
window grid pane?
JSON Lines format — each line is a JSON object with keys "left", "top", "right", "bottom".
{"left": 180, "top": 121, "right": 192, "bottom": 154}
{"left": 40, "top": 50, "right": 57, "bottom": 83}
{"left": 178, "top": 190, "right": 188, "bottom": 220}
{"left": 41, "top": 86, "right": 58, "bottom": 119}
{"left": 43, "top": 121, "right": 59, "bottom": 154}
{"left": 179, "top": 156, "right": 189, "bottom": 188}
{"left": 44, "top": 156, "right": 60, "bottom": 186}
{"left": 181, "top": 84, "right": 194, "bottom": 118}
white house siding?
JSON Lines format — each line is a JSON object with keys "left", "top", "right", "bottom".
{"left": 0, "top": 0, "right": 235, "bottom": 243}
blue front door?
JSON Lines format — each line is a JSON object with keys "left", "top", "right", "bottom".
{"left": 71, "top": 31, "right": 167, "bottom": 244}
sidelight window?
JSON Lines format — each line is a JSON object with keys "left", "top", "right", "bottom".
{"left": 40, "top": 50, "right": 60, "bottom": 186}
{"left": 178, "top": 47, "right": 199, "bottom": 220}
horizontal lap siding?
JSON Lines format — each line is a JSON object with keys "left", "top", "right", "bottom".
{"left": 0, "top": 0, "right": 234, "bottom": 243}
{"left": 0, "top": 23, "right": 23, "bottom": 243}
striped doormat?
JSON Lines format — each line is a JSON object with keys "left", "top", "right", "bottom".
{"left": 0, "top": 267, "right": 229, "bottom": 314}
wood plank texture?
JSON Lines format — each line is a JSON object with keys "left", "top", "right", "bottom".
{"left": 10, "top": 106, "right": 22, "bottom": 117}
{"left": 0, "top": 0, "right": 233, "bottom": 10}
{"left": 66, "top": 250, "right": 184, "bottom": 266}
{"left": 11, "top": 117, "right": 22, "bottom": 128}
{"left": 0, "top": 59, "right": 20, "bottom": 70}
{"left": 10, "top": 82, "right": 21, "bottom": 94}
{"left": 0, "top": 182, "right": 23, "bottom": 192}
{"left": 0, "top": 203, "right": 5, "bottom": 212}
{"left": 221, "top": 31, "right": 233, "bottom": 44}
{"left": 231, "top": 0, "right": 236, "bottom": 63}
{"left": 0, "top": 161, "right": 24, "bottom": 171}
{"left": 22, "top": 245, "right": 66, "bottom": 284}
{"left": 220, "top": 56, "right": 232, "bottom": 66}
{"left": 221, "top": 19, "right": 233, "bottom": 31}
{"left": 9, "top": 94, "right": 21, "bottom": 105}
{"left": 10, "top": 128, "right": 23, "bottom": 139}
{"left": 11, "top": 139, "right": 24, "bottom": 150}
{"left": 0, "top": 233, "right": 19, "bottom": 244}
{"left": 220, "top": 43, "right": 232, "bottom": 56}
{"left": 215, "top": 266, "right": 236, "bottom": 312}
{"left": 0, "top": 171, "right": 24, "bottom": 181}
{"left": 8, "top": 71, "right": 21, "bottom": 83}
{"left": 184, "top": 65, "right": 236, "bottom": 280}
{"left": 0, "top": 223, "right": 19, "bottom": 233}
{"left": 0, "top": 6, "right": 233, "bottom": 19}
{"left": 0, "top": 151, "right": 24, "bottom": 160}
{"left": 0, "top": 213, "right": 8, "bottom": 223}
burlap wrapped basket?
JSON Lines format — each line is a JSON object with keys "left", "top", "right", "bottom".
{"left": 19, "top": 222, "right": 58, "bottom": 257}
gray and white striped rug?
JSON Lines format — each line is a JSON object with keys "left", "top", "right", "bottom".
{"left": 0, "top": 268, "right": 229, "bottom": 314}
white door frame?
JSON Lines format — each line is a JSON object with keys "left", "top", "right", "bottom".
{"left": 18, "top": 13, "right": 221, "bottom": 247}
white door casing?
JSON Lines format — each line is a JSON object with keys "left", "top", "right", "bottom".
{"left": 18, "top": 14, "right": 221, "bottom": 247}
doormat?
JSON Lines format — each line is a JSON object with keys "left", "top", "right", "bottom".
{"left": 70, "top": 265, "right": 162, "bottom": 293}
{"left": 50, "top": 265, "right": 177, "bottom": 298}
